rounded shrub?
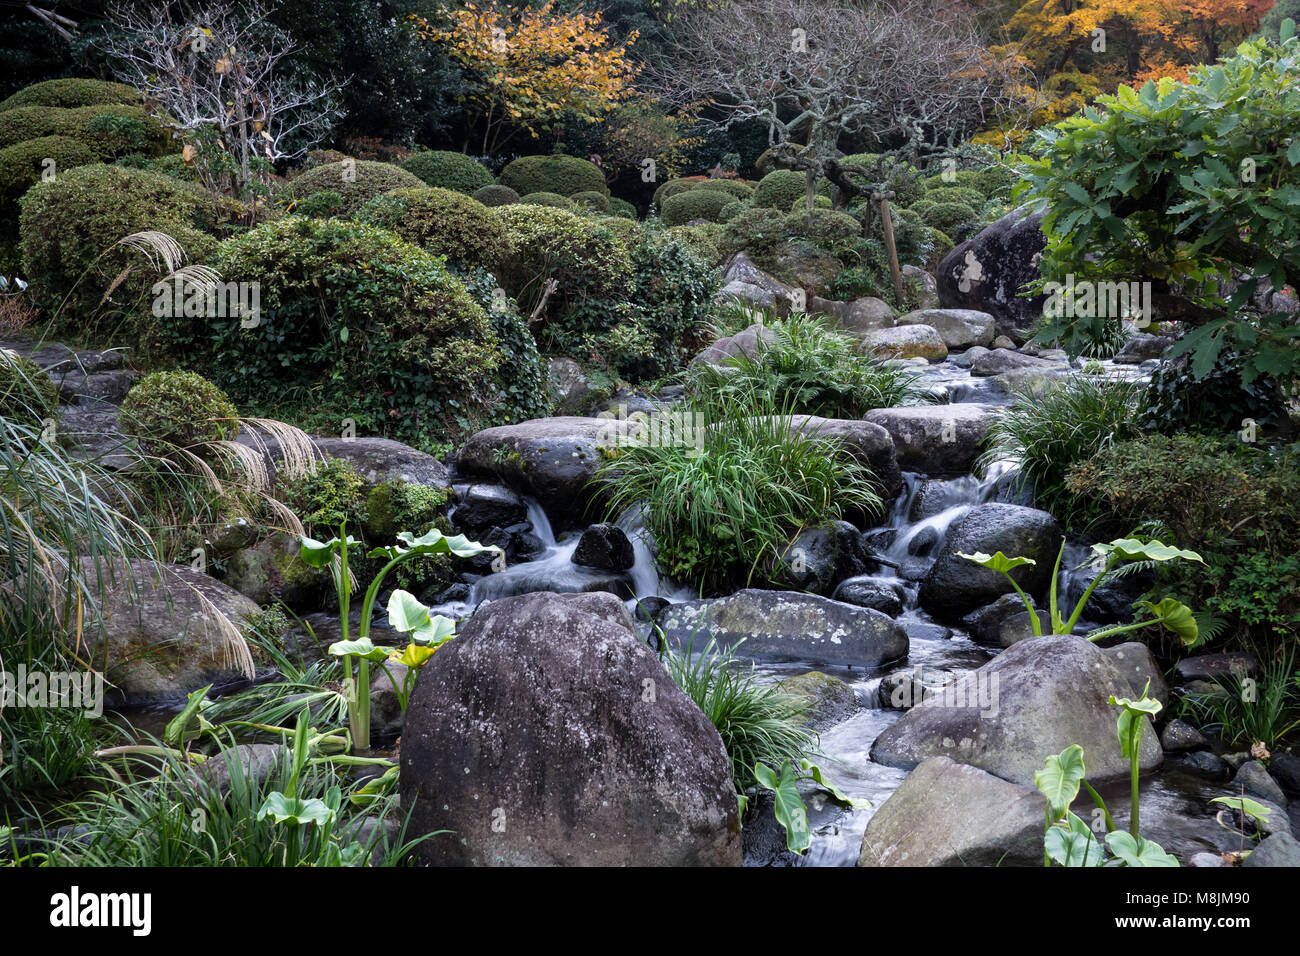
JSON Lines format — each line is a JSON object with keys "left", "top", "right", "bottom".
{"left": 919, "top": 201, "right": 978, "bottom": 234}
{"left": 788, "top": 194, "right": 833, "bottom": 212}
{"left": 569, "top": 190, "right": 611, "bottom": 213}
{"left": 519, "top": 191, "right": 576, "bottom": 209}
{"left": 0, "top": 79, "right": 140, "bottom": 112}
{"left": 119, "top": 370, "right": 239, "bottom": 455}
{"left": 0, "top": 351, "right": 58, "bottom": 426}
{"left": 472, "top": 184, "right": 521, "bottom": 207}
{"left": 281, "top": 458, "right": 368, "bottom": 537}
{"left": 621, "top": 230, "right": 718, "bottom": 376}
{"left": 718, "top": 205, "right": 787, "bottom": 262}
{"left": 665, "top": 224, "right": 724, "bottom": 266}
{"left": 608, "top": 196, "right": 637, "bottom": 219}
{"left": 18, "top": 164, "right": 215, "bottom": 330}
{"left": 0, "top": 135, "right": 98, "bottom": 217}
{"left": 652, "top": 177, "right": 700, "bottom": 210}
{"left": 698, "top": 179, "right": 754, "bottom": 200}
{"left": 924, "top": 186, "right": 987, "bottom": 209}
{"left": 752, "top": 170, "right": 807, "bottom": 210}
{"left": 184, "top": 218, "right": 500, "bottom": 442}
{"left": 494, "top": 204, "right": 632, "bottom": 352}
{"left": 359, "top": 187, "right": 510, "bottom": 269}
{"left": 661, "top": 188, "right": 732, "bottom": 226}
{"left": 783, "top": 208, "right": 861, "bottom": 244}
{"left": 922, "top": 169, "right": 983, "bottom": 194}
{"left": 458, "top": 267, "right": 551, "bottom": 425}
{"left": 717, "top": 199, "right": 743, "bottom": 223}
{"left": 290, "top": 160, "right": 425, "bottom": 217}
{"left": 498, "top": 154, "right": 606, "bottom": 198}
{"left": 399, "top": 150, "right": 494, "bottom": 195}
{"left": 839, "top": 152, "right": 925, "bottom": 208}
{"left": 926, "top": 228, "right": 954, "bottom": 271}
{"left": 0, "top": 105, "right": 172, "bottom": 159}
{"left": 599, "top": 215, "right": 645, "bottom": 245}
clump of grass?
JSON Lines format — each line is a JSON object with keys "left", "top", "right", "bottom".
{"left": 979, "top": 374, "right": 1141, "bottom": 517}
{"left": 664, "top": 638, "right": 815, "bottom": 793}
{"left": 599, "top": 387, "right": 881, "bottom": 593}
{"left": 689, "top": 309, "right": 930, "bottom": 419}
{"left": 1182, "top": 644, "right": 1300, "bottom": 751}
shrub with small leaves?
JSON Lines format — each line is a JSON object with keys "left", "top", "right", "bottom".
{"left": 398, "top": 150, "right": 494, "bottom": 195}
{"left": 499, "top": 154, "right": 606, "bottom": 198}
{"left": 661, "top": 188, "right": 732, "bottom": 226}
{"left": 569, "top": 190, "right": 611, "bottom": 213}
{"left": 281, "top": 458, "right": 368, "bottom": 536}
{"left": 360, "top": 187, "right": 510, "bottom": 269}
{"left": 289, "top": 160, "right": 425, "bottom": 217}
{"left": 0, "top": 78, "right": 140, "bottom": 112}
{"left": 0, "top": 105, "right": 170, "bottom": 159}
{"left": 752, "top": 170, "right": 807, "bottom": 210}
{"left": 119, "top": 370, "right": 239, "bottom": 455}
{"left": 698, "top": 179, "right": 754, "bottom": 200}
{"left": 471, "top": 183, "right": 520, "bottom": 207}
{"left": 608, "top": 197, "right": 637, "bottom": 219}
{"left": 0, "top": 350, "right": 58, "bottom": 427}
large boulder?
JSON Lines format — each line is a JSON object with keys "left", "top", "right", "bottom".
{"left": 782, "top": 415, "right": 902, "bottom": 501}
{"left": 457, "top": 417, "right": 634, "bottom": 531}
{"left": 776, "top": 671, "right": 859, "bottom": 732}
{"left": 235, "top": 426, "right": 450, "bottom": 490}
{"left": 901, "top": 265, "right": 940, "bottom": 309}
{"left": 691, "top": 323, "right": 779, "bottom": 367}
{"left": 77, "top": 557, "right": 260, "bottom": 706}
{"left": 810, "top": 295, "right": 897, "bottom": 335}
{"left": 572, "top": 522, "right": 635, "bottom": 572}
{"left": 714, "top": 252, "right": 795, "bottom": 315}
{"left": 859, "top": 325, "right": 947, "bottom": 361}
{"left": 856, "top": 757, "right": 1046, "bottom": 867}
{"left": 773, "top": 521, "right": 870, "bottom": 594}
{"left": 896, "top": 309, "right": 995, "bottom": 349}
{"left": 1112, "top": 333, "right": 1175, "bottom": 365}
{"left": 936, "top": 206, "right": 1048, "bottom": 341}
{"left": 970, "top": 348, "right": 1062, "bottom": 377}
{"left": 654, "top": 590, "right": 907, "bottom": 668}
{"left": 862, "top": 404, "right": 999, "bottom": 477}
{"left": 869, "top": 634, "right": 1163, "bottom": 786}
{"left": 400, "top": 591, "right": 741, "bottom": 866}
{"left": 451, "top": 483, "right": 527, "bottom": 534}
{"left": 918, "top": 503, "right": 1061, "bottom": 620}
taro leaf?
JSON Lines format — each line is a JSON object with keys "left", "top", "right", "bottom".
{"left": 257, "top": 792, "right": 336, "bottom": 827}
{"left": 327, "top": 637, "right": 389, "bottom": 662}
{"left": 299, "top": 534, "right": 360, "bottom": 567}
{"left": 164, "top": 684, "right": 212, "bottom": 747}
{"left": 957, "top": 551, "right": 1037, "bottom": 573}
{"left": 1035, "top": 744, "right": 1087, "bottom": 818}
{"left": 1138, "top": 597, "right": 1199, "bottom": 647}
{"left": 1045, "top": 812, "right": 1105, "bottom": 867}
{"left": 754, "top": 760, "right": 811, "bottom": 854}
{"left": 1104, "top": 831, "right": 1179, "bottom": 867}
{"left": 367, "top": 528, "right": 493, "bottom": 561}
{"left": 1092, "top": 538, "right": 1203, "bottom": 565}
{"left": 386, "top": 590, "right": 456, "bottom": 645}
{"left": 1210, "top": 795, "right": 1274, "bottom": 827}
{"left": 798, "top": 759, "right": 869, "bottom": 809}
{"left": 1109, "top": 687, "right": 1162, "bottom": 759}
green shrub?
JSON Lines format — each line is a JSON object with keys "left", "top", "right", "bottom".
{"left": 665, "top": 223, "right": 723, "bottom": 265}
{"left": 292, "top": 189, "right": 346, "bottom": 218}
{"left": 166, "top": 217, "right": 501, "bottom": 444}
{"left": 119, "top": 370, "right": 239, "bottom": 456}
{"left": 1065, "top": 435, "right": 1300, "bottom": 645}
{"left": 0, "top": 135, "right": 98, "bottom": 220}
{"left": 981, "top": 374, "right": 1143, "bottom": 516}
{"left": 698, "top": 179, "right": 754, "bottom": 200}
{"left": 399, "top": 150, "right": 494, "bottom": 195}
{"left": 687, "top": 311, "right": 928, "bottom": 422}
{"left": 498, "top": 154, "right": 606, "bottom": 198}
{"left": 494, "top": 204, "right": 632, "bottom": 354}
{"left": 18, "top": 164, "right": 216, "bottom": 332}
{"left": 1137, "top": 349, "right": 1290, "bottom": 436}
{"left": 661, "top": 188, "right": 732, "bottom": 226}
{"left": 0, "top": 78, "right": 140, "bottom": 112}
{"left": 471, "top": 183, "right": 520, "bottom": 207}
{"left": 652, "top": 177, "right": 699, "bottom": 210}
{"left": 599, "top": 392, "right": 881, "bottom": 593}
{"left": 788, "top": 194, "right": 833, "bottom": 212}
{"left": 519, "top": 190, "right": 576, "bottom": 209}
{"left": 608, "top": 196, "right": 637, "bottom": 219}
{"left": 620, "top": 230, "right": 718, "bottom": 379}
{"left": 281, "top": 458, "right": 368, "bottom": 535}
{"left": 365, "top": 478, "right": 450, "bottom": 540}
{"left": 289, "top": 160, "right": 424, "bottom": 217}
{"left": 457, "top": 266, "right": 551, "bottom": 424}
{"left": 569, "top": 190, "right": 611, "bottom": 213}
{"left": 717, "top": 199, "right": 743, "bottom": 223}
{"left": 919, "top": 200, "right": 978, "bottom": 235}
{"left": 831, "top": 265, "right": 886, "bottom": 301}
{"left": 838, "top": 152, "right": 925, "bottom": 208}
{"left": 924, "top": 186, "right": 987, "bottom": 209}
{"left": 752, "top": 170, "right": 807, "bottom": 210}
{"left": 909, "top": 199, "right": 937, "bottom": 218}
{"left": 116, "top": 151, "right": 199, "bottom": 183}
{"left": 783, "top": 207, "right": 861, "bottom": 244}
{"left": 0, "top": 350, "right": 58, "bottom": 426}
{"left": 718, "top": 205, "right": 787, "bottom": 262}
{"left": 0, "top": 105, "right": 171, "bottom": 159}
{"left": 926, "top": 228, "right": 954, "bottom": 270}
{"left": 360, "top": 187, "right": 509, "bottom": 269}
{"left": 921, "top": 169, "right": 984, "bottom": 194}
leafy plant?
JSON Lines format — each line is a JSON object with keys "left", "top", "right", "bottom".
{"left": 1182, "top": 644, "right": 1300, "bottom": 749}
{"left": 959, "top": 537, "right": 1203, "bottom": 645}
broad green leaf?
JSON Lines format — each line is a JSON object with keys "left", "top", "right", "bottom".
{"left": 798, "top": 759, "right": 869, "bottom": 809}
{"left": 299, "top": 535, "right": 338, "bottom": 567}
{"left": 1035, "top": 744, "right": 1087, "bottom": 817}
{"left": 391, "top": 642, "right": 437, "bottom": 669}
{"left": 1105, "top": 831, "right": 1179, "bottom": 867}
{"left": 367, "top": 528, "right": 494, "bottom": 561}
{"left": 754, "top": 761, "right": 811, "bottom": 854}
{"left": 257, "top": 792, "right": 335, "bottom": 827}
{"left": 1210, "top": 795, "right": 1274, "bottom": 826}
{"left": 384, "top": 589, "right": 453, "bottom": 644}
{"left": 1109, "top": 686, "right": 1161, "bottom": 759}
{"left": 165, "top": 684, "right": 212, "bottom": 746}
{"left": 1045, "top": 813, "right": 1104, "bottom": 867}
{"left": 957, "top": 551, "right": 1037, "bottom": 574}
{"left": 327, "top": 637, "right": 388, "bottom": 662}
{"left": 1138, "top": 597, "right": 1200, "bottom": 646}
{"left": 1091, "top": 538, "right": 1204, "bottom": 564}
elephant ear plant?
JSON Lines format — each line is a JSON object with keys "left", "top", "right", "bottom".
{"left": 1034, "top": 683, "right": 1178, "bottom": 867}
{"left": 300, "top": 524, "right": 498, "bottom": 752}
{"left": 959, "top": 537, "right": 1204, "bottom": 644}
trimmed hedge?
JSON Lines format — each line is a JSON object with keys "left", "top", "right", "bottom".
{"left": 119, "top": 370, "right": 240, "bottom": 455}
{"left": 752, "top": 169, "right": 807, "bottom": 210}
{"left": 0, "top": 351, "right": 58, "bottom": 427}
{"left": 360, "top": 187, "right": 510, "bottom": 269}
{"left": 919, "top": 200, "right": 978, "bottom": 234}
{"left": 608, "top": 197, "right": 637, "bottom": 219}
{"left": 924, "top": 186, "right": 987, "bottom": 209}
{"left": 472, "top": 184, "right": 520, "bottom": 207}
{"left": 0, "top": 79, "right": 139, "bottom": 112}
{"left": 399, "top": 150, "right": 494, "bottom": 195}
{"left": 290, "top": 160, "right": 425, "bottom": 217}
{"left": 697, "top": 179, "right": 754, "bottom": 200}
{"left": 0, "top": 105, "right": 172, "bottom": 159}
{"left": 458, "top": 267, "right": 551, "bottom": 425}
{"left": 19, "top": 164, "right": 215, "bottom": 332}
{"left": 652, "top": 177, "right": 700, "bottom": 210}
{"left": 660, "top": 188, "right": 732, "bottom": 226}
{"left": 499, "top": 154, "right": 606, "bottom": 198}
{"left": 0, "top": 135, "right": 98, "bottom": 218}
{"left": 172, "top": 217, "right": 502, "bottom": 442}
{"left": 519, "top": 191, "right": 576, "bottom": 209}
{"left": 570, "top": 190, "right": 611, "bottom": 213}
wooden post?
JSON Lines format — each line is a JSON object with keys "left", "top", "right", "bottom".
{"left": 879, "top": 191, "right": 904, "bottom": 308}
